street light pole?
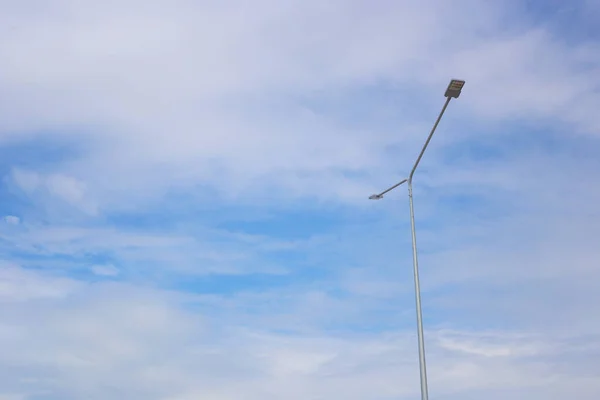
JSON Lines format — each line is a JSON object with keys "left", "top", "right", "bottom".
{"left": 369, "top": 79, "right": 465, "bottom": 400}
{"left": 407, "top": 94, "right": 451, "bottom": 400}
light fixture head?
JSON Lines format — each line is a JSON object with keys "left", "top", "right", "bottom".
{"left": 369, "top": 194, "right": 384, "bottom": 200}
{"left": 444, "top": 79, "right": 465, "bottom": 98}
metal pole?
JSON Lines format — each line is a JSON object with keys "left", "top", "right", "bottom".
{"left": 409, "top": 97, "right": 452, "bottom": 181}
{"left": 407, "top": 95, "right": 452, "bottom": 400}
{"left": 368, "top": 82, "right": 463, "bottom": 399}
{"left": 408, "top": 179, "right": 429, "bottom": 400}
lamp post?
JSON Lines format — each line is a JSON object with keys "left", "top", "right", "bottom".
{"left": 369, "top": 79, "right": 465, "bottom": 400}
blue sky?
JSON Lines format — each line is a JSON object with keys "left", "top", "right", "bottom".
{"left": 1, "top": 0, "right": 600, "bottom": 399}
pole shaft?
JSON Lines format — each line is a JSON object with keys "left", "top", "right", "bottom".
{"left": 406, "top": 96, "right": 453, "bottom": 400}
{"left": 408, "top": 180, "right": 428, "bottom": 400}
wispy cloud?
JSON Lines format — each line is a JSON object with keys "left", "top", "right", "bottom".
{"left": 1, "top": 0, "right": 597, "bottom": 210}
{"left": 1, "top": 266, "right": 599, "bottom": 399}
{"left": 89, "top": 264, "right": 120, "bottom": 277}
{"left": 2, "top": 215, "right": 20, "bottom": 225}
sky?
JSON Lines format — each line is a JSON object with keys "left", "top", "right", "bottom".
{"left": 1, "top": 0, "right": 600, "bottom": 399}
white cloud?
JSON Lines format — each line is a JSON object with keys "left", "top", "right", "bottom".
{"left": 0, "top": 395, "right": 26, "bottom": 400}
{"left": 0, "top": 0, "right": 598, "bottom": 210}
{"left": 435, "top": 330, "right": 551, "bottom": 358}
{"left": 0, "top": 266, "right": 598, "bottom": 399}
{"left": 2, "top": 215, "right": 20, "bottom": 225}
{"left": 0, "top": 264, "right": 81, "bottom": 302}
{"left": 45, "top": 174, "right": 87, "bottom": 207}
{"left": 90, "top": 264, "right": 120, "bottom": 277}
{"left": 0, "top": 223, "right": 297, "bottom": 277}
{"left": 9, "top": 169, "right": 97, "bottom": 215}
{"left": 9, "top": 169, "right": 40, "bottom": 193}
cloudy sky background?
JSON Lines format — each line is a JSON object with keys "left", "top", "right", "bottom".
{"left": 1, "top": 0, "right": 600, "bottom": 399}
